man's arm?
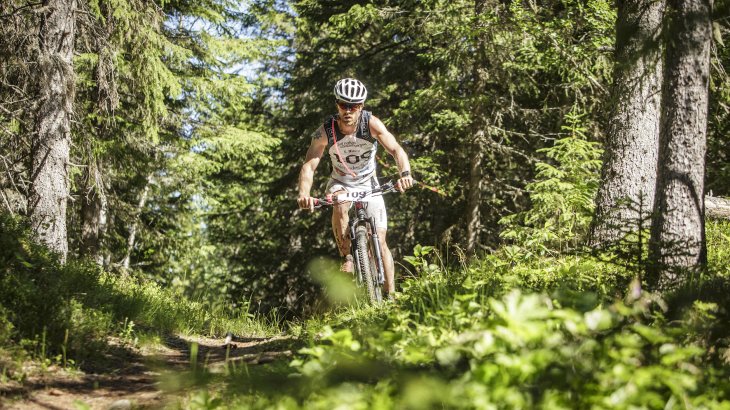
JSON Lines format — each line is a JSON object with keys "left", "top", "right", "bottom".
{"left": 298, "top": 126, "right": 328, "bottom": 210}
{"left": 369, "top": 116, "right": 414, "bottom": 192}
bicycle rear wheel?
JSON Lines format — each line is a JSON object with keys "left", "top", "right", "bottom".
{"left": 354, "top": 224, "right": 382, "bottom": 304}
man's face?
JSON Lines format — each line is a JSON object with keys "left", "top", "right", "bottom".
{"left": 336, "top": 101, "right": 363, "bottom": 126}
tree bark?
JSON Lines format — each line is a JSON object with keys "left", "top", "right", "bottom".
{"left": 648, "top": 0, "right": 712, "bottom": 289}
{"left": 590, "top": 0, "right": 664, "bottom": 247}
{"left": 28, "top": 0, "right": 77, "bottom": 262}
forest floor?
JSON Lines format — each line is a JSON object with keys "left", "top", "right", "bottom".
{"left": 0, "top": 333, "right": 296, "bottom": 409}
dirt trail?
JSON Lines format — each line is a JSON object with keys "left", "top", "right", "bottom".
{"left": 0, "top": 334, "right": 294, "bottom": 409}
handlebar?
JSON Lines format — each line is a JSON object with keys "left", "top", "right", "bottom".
{"left": 311, "top": 180, "right": 400, "bottom": 209}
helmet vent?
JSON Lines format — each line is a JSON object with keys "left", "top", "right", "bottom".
{"left": 334, "top": 78, "right": 367, "bottom": 104}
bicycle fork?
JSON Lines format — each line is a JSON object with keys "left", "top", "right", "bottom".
{"left": 368, "top": 217, "right": 386, "bottom": 287}
{"left": 348, "top": 220, "right": 363, "bottom": 284}
{"left": 348, "top": 205, "right": 386, "bottom": 288}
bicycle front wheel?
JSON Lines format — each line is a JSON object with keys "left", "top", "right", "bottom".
{"left": 354, "top": 224, "right": 382, "bottom": 304}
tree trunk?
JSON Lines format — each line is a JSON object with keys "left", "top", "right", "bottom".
{"left": 590, "top": 0, "right": 664, "bottom": 247}
{"left": 648, "top": 0, "right": 712, "bottom": 289}
{"left": 465, "top": 131, "right": 484, "bottom": 255}
{"left": 28, "top": 0, "right": 77, "bottom": 262}
{"left": 121, "top": 176, "right": 152, "bottom": 271}
{"left": 465, "top": 0, "right": 488, "bottom": 256}
{"left": 80, "top": 165, "right": 108, "bottom": 266}
{"left": 80, "top": 5, "right": 117, "bottom": 266}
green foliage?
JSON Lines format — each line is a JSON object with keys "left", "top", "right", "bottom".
{"left": 64, "top": 0, "right": 291, "bottom": 313}
{"left": 173, "top": 245, "right": 730, "bottom": 409}
{"left": 403, "top": 245, "right": 441, "bottom": 276}
{"left": 125, "top": 0, "right": 291, "bottom": 311}
{"left": 499, "top": 108, "right": 603, "bottom": 256}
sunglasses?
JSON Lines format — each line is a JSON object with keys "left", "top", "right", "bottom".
{"left": 336, "top": 101, "right": 362, "bottom": 111}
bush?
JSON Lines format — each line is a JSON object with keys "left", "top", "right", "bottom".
{"left": 0, "top": 213, "right": 79, "bottom": 349}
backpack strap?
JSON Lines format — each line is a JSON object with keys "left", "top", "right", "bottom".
{"left": 323, "top": 114, "right": 338, "bottom": 145}
{"left": 358, "top": 111, "right": 375, "bottom": 143}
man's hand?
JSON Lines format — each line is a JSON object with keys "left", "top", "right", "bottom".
{"left": 395, "top": 175, "right": 414, "bottom": 193}
{"left": 298, "top": 196, "right": 317, "bottom": 212}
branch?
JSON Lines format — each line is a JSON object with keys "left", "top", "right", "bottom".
{"left": 706, "top": 195, "right": 730, "bottom": 219}
{"left": 1, "top": 153, "right": 27, "bottom": 195}
{"left": 0, "top": 189, "right": 14, "bottom": 215}
{"left": 0, "top": 2, "right": 43, "bottom": 19}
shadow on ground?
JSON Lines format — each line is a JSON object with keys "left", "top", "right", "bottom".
{"left": 0, "top": 333, "right": 302, "bottom": 409}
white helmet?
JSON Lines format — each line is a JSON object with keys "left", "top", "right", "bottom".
{"left": 334, "top": 78, "right": 367, "bottom": 104}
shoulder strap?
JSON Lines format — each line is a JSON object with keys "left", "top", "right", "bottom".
{"left": 357, "top": 111, "right": 375, "bottom": 142}
{"left": 323, "top": 114, "right": 338, "bottom": 145}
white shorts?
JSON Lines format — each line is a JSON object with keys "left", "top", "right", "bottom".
{"left": 326, "top": 176, "right": 388, "bottom": 230}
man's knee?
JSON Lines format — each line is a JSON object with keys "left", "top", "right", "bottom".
{"left": 331, "top": 191, "right": 349, "bottom": 218}
{"left": 333, "top": 204, "right": 348, "bottom": 216}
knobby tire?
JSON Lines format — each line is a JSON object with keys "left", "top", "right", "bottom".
{"left": 355, "top": 225, "right": 381, "bottom": 304}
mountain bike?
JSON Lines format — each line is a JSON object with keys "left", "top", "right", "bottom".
{"left": 312, "top": 180, "right": 399, "bottom": 304}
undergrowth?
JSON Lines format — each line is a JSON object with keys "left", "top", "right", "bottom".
{"left": 167, "top": 222, "right": 730, "bottom": 409}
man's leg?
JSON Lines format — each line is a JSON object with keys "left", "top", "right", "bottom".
{"left": 331, "top": 192, "right": 352, "bottom": 271}
{"left": 377, "top": 228, "right": 395, "bottom": 294}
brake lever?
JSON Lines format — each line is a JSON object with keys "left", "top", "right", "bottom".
{"left": 389, "top": 178, "right": 418, "bottom": 193}
{"left": 312, "top": 195, "right": 335, "bottom": 209}
{"left": 380, "top": 181, "right": 397, "bottom": 193}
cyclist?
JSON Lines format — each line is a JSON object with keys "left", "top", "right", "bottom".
{"left": 297, "top": 78, "right": 414, "bottom": 298}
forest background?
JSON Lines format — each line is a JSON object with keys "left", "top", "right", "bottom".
{"left": 4, "top": 0, "right": 728, "bottom": 315}
{"left": 1, "top": 0, "right": 730, "bottom": 405}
